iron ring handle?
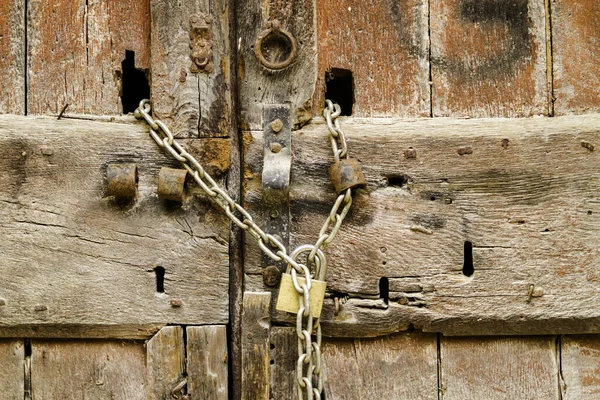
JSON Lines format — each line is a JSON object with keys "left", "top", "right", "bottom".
{"left": 255, "top": 20, "right": 298, "bottom": 70}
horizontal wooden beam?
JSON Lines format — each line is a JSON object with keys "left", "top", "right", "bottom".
{"left": 244, "top": 114, "right": 600, "bottom": 336}
{"left": 0, "top": 116, "right": 230, "bottom": 338}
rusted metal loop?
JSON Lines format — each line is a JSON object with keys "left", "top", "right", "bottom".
{"left": 157, "top": 167, "right": 188, "bottom": 202}
{"left": 255, "top": 19, "right": 298, "bottom": 70}
{"left": 106, "top": 164, "right": 138, "bottom": 198}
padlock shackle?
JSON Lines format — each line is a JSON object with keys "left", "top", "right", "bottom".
{"left": 288, "top": 245, "right": 328, "bottom": 281}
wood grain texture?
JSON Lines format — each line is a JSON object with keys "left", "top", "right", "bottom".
{"left": 0, "top": 116, "right": 229, "bottom": 338}
{"left": 186, "top": 325, "right": 228, "bottom": 399}
{"left": 241, "top": 292, "right": 271, "bottom": 400}
{"left": 30, "top": 340, "right": 146, "bottom": 400}
{"left": 431, "top": 0, "right": 548, "bottom": 117}
{"left": 27, "top": 0, "right": 150, "bottom": 115}
{"left": 0, "top": 340, "right": 24, "bottom": 400}
{"left": 440, "top": 336, "right": 559, "bottom": 399}
{"left": 0, "top": 0, "right": 25, "bottom": 114}
{"left": 244, "top": 114, "right": 600, "bottom": 336}
{"left": 147, "top": 326, "right": 185, "bottom": 400}
{"left": 561, "top": 335, "right": 600, "bottom": 399}
{"left": 552, "top": 1, "right": 600, "bottom": 115}
{"left": 323, "top": 332, "right": 438, "bottom": 399}
{"left": 237, "top": 0, "right": 317, "bottom": 130}
{"left": 315, "top": 0, "right": 429, "bottom": 117}
{"left": 151, "top": 0, "right": 232, "bottom": 138}
{"left": 269, "top": 327, "right": 298, "bottom": 400}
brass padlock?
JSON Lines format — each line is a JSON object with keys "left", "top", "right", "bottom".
{"left": 329, "top": 158, "right": 367, "bottom": 194}
{"left": 276, "top": 245, "right": 328, "bottom": 318}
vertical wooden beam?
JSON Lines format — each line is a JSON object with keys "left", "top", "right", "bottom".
{"left": 561, "top": 335, "right": 600, "bottom": 399}
{"left": 315, "top": 0, "right": 430, "bottom": 118}
{"left": 150, "top": 0, "right": 232, "bottom": 138}
{"left": 440, "top": 337, "right": 559, "bottom": 399}
{"left": 323, "top": 332, "right": 438, "bottom": 399}
{"left": 237, "top": 0, "right": 317, "bottom": 130}
{"left": 430, "top": 0, "right": 548, "bottom": 117}
{"left": 269, "top": 327, "right": 298, "bottom": 399}
{"left": 186, "top": 325, "right": 229, "bottom": 399}
{"left": 27, "top": 0, "right": 151, "bottom": 115}
{"left": 0, "top": 0, "right": 25, "bottom": 114}
{"left": 147, "top": 326, "right": 185, "bottom": 400}
{"left": 0, "top": 340, "right": 24, "bottom": 400}
{"left": 241, "top": 292, "right": 271, "bottom": 400}
{"left": 551, "top": 0, "right": 600, "bottom": 115}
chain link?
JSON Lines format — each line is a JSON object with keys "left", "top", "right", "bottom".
{"left": 134, "top": 99, "right": 355, "bottom": 399}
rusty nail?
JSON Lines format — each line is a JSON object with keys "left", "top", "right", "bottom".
{"left": 270, "top": 209, "right": 280, "bottom": 219}
{"left": 170, "top": 299, "right": 183, "bottom": 307}
{"left": 106, "top": 164, "right": 138, "bottom": 198}
{"left": 457, "top": 146, "right": 473, "bottom": 156}
{"left": 404, "top": 147, "right": 417, "bottom": 159}
{"left": 57, "top": 103, "right": 69, "bottom": 119}
{"left": 270, "top": 142, "right": 282, "bottom": 153}
{"left": 501, "top": 138, "right": 510, "bottom": 149}
{"left": 247, "top": 332, "right": 253, "bottom": 339}
{"left": 157, "top": 167, "right": 188, "bottom": 202}
{"left": 263, "top": 265, "right": 282, "bottom": 287}
{"left": 581, "top": 140, "right": 595, "bottom": 152}
{"left": 270, "top": 118, "right": 283, "bottom": 133}
{"left": 334, "top": 297, "right": 340, "bottom": 316}
{"left": 34, "top": 305, "right": 48, "bottom": 312}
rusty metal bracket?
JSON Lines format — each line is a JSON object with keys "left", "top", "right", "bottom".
{"left": 106, "top": 163, "right": 138, "bottom": 198}
{"left": 157, "top": 167, "right": 188, "bottom": 202}
{"left": 261, "top": 104, "right": 292, "bottom": 286}
{"left": 189, "top": 13, "right": 214, "bottom": 74}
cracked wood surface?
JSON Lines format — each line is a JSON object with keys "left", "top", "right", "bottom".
{"left": 27, "top": 0, "right": 151, "bottom": 115}
{"left": 0, "top": 115, "right": 229, "bottom": 338}
{"left": 150, "top": 0, "right": 232, "bottom": 138}
{"left": 244, "top": 114, "right": 600, "bottom": 336}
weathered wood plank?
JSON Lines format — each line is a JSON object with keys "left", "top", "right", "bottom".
{"left": 150, "top": 0, "right": 232, "bottom": 138}
{"left": 147, "top": 326, "right": 185, "bottom": 400}
{"left": 0, "top": 115, "right": 229, "bottom": 338}
{"left": 323, "top": 332, "right": 438, "bottom": 399}
{"left": 30, "top": 340, "right": 146, "bottom": 400}
{"left": 241, "top": 292, "right": 271, "bottom": 400}
{"left": 315, "top": 0, "right": 429, "bottom": 117}
{"left": 269, "top": 327, "right": 298, "bottom": 399}
{"left": 0, "top": 0, "right": 25, "bottom": 114}
{"left": 431, "top": 0, "right": 548, "bottom": 117}
{"left": 0, "top": 340, "right": 24, "bottom": 400}
{"left": 27, "top": 0, "right": 150, "bottom": 115}
{"left": 440, "top": 336, "right": 559, "bottom": 399}
{"left": 237, "top": 0, "right": 316, "bottom": 130}
{"left": 552, "top": 1, "right": 600, "bottom": 115}
{"left": 561, "top": 335, "right": 600, "bottom": 399}
{"left": 186, "top": 325, "right": 228, "bottom": 400}
{"left": 244, "top": 114, "right": 600, "bottom": 336}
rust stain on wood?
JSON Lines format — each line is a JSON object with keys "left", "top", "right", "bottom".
{"left": 552, "top": 1, "right": 600, "bottom": 114}
{"left": 431, "top": 0, "right": 548, "bottom": 117}
{"left": 315, "top": 0, "right": 429, "bottom": 117}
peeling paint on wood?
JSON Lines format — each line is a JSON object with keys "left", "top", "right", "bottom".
{"left": 561, "top": 335, "right": 600, "bottom": 399}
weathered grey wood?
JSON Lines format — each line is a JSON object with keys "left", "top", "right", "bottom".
{"left": 0, "top": 115, "right": 229, "bottom": 338}
{"left": 440, "top": 336, "right": 559, "bottom": 399}
{"left": 0, "top": 340, "right": 24, "bottom": 400}
{"left": 30, "top": 340, "right": 146, "bottom": 400}
{"left": 431, "top": 0, "right": 548, "bottom": 117}
{"left": 552, "top": 0, "right": 600, "bottom": 115}
{"left": 0, "top": 0, "right": 25, "bottom": 114}
{"left": 315, "top": 0, "right": 429, "bottom": 117}
{"left": 244, "top": 114, "right": 600, "bottom": 336}
{"left": 323, "top": 332, "right": 438, "bottom": 399}
{"left": 186, "top": 325, "right": 228, "bottom": 399}
{"left": 147, "top": 326, "right": 185, "bottom": 400}
{"left": 269, "top": 327, "right": 298, "bottom": 399}
{"left": 241, "top": 292, "right": 271, "bottom": 400}
{"left": 237, "top": 0, "right": 316, "bottom": 130}
{"left": 27, "top": 0, "right": 151, "bottom": 115}
{"left": 561, "top": 335, "right": 600, "bottom": 399}
{"left": 151, "top": 0, "right": 231, "bottom": 138}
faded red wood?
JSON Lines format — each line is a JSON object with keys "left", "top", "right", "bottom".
{"left": 552, "top": 1, "right": 600, "bottom": 115}
{"left": 27, "top": 0, "right": 150, "bottom": 115}
{"left": 0, "top": 0, "right": 25, "bottom": 114}
{"left": 430, "top": 0, "right": 548, "bottom": 117}
{"left": 315, "top": 0, "right": 429, "bottom": 117}
{"left": 561, "top": 336, "right": 600, "bottom": 399}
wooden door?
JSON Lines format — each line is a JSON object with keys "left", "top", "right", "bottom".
{"left": 1, "top": 0, "right": 600, "bottom": 399}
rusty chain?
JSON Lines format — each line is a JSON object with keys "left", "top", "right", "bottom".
{"left": 134, "top": 99, "right": 354, "bottom": 400}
